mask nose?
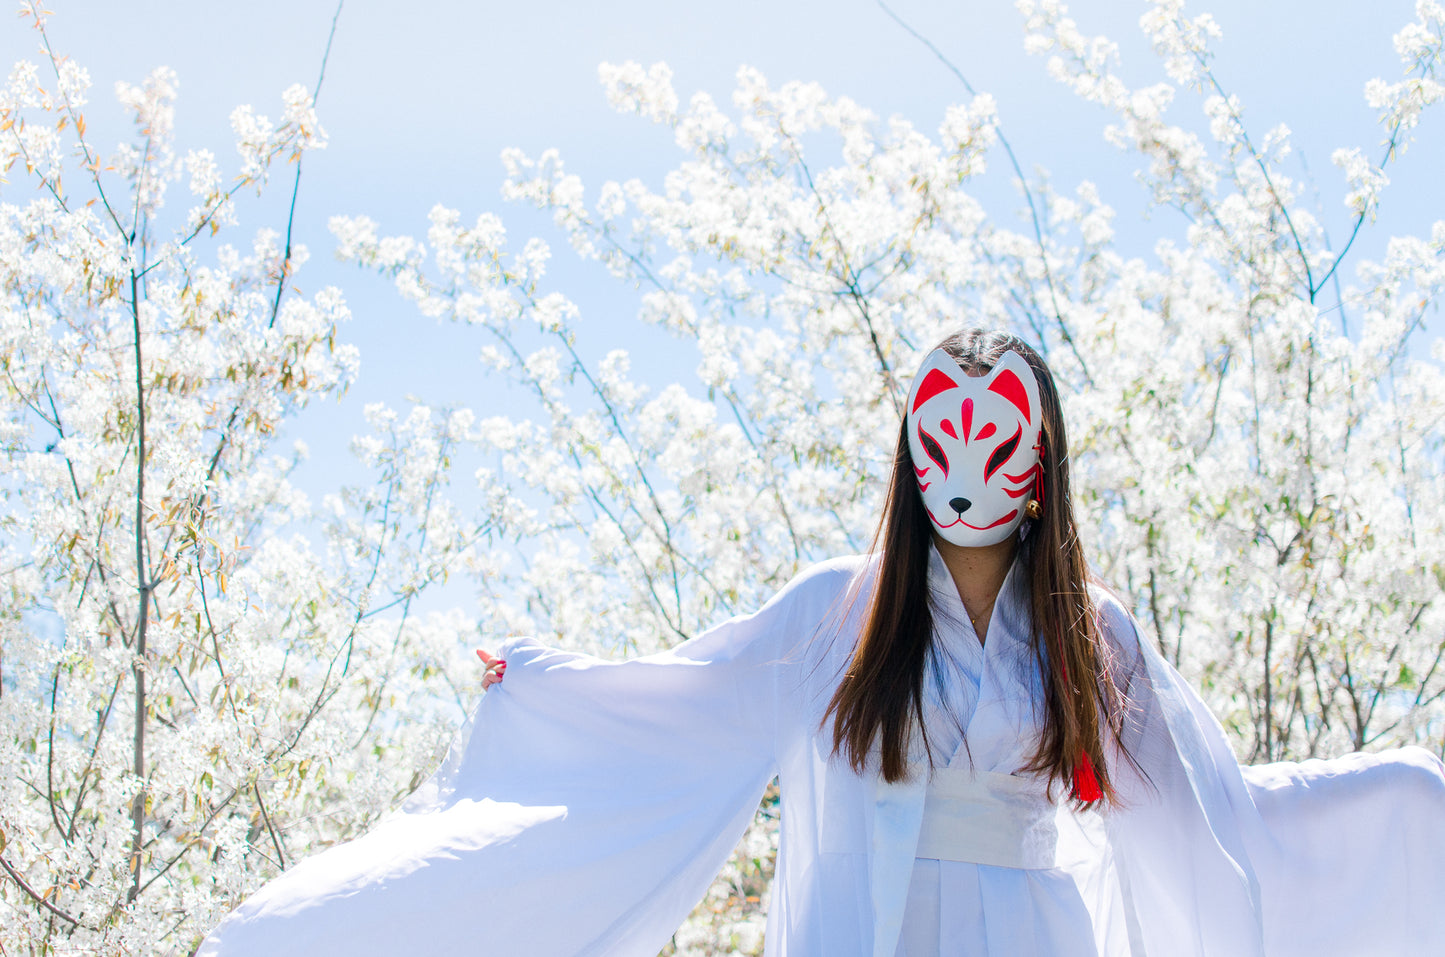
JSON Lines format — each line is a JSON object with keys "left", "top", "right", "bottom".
{"left": 948, "top": 497, "right": 971, "bottom": 514}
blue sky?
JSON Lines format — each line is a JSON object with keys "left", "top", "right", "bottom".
{"left": 4, "top": 0, "right": 1439, "bottom": 531}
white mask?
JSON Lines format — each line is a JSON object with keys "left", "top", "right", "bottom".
{"left": 905, "top": 348, "right": 1044, "bottom": 546}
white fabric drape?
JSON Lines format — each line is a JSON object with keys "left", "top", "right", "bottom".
{"left": 200, "top": 552, "right": 1445, "bottom": 956}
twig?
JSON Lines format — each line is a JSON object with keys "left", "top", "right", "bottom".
{"left": 876, "top": 0, "right": 1092, "bottom": 383}
{"left": 782, "top": 133, "right": 903, "bottom": 416}
{"left": 268, "top": 0, "right": 345, "bottom": 330}
{"left": 128, "top": 268, "right": 149, "bottom": 904}
{"left": 253, "top": 782, "right": 287, "bottom": 871}
{"left": 0, "top": 855, "right": 83, "bottom": 928}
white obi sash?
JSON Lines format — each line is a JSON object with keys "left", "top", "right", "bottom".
{"left": 913, "top": 767, "right": 1101, "bottom": 870}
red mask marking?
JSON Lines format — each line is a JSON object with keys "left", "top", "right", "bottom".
{"left": 983, "top": 423, "right": 1023, "bottom": 483}
{"left": 912, "top": 367, "right": 960, "bottom": 412}
{"left": 940, "top": 420, "right": 957, "bottom": 439}
{"left": 987, "top": 368, "right": 1033, "bottom": 423}
{"left": 917, "top": 424, "right": 949, "bottom": 475}
{"left": 960, "top": 397, "right": 973, "bottom": 445}
{"left": 975, "top": 421, "right": 996, "bottom": 442}
{"left": 924, "top": 504, "right": 1020, "bottom": 531}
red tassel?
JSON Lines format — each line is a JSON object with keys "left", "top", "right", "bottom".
{"left": 1056, "top": 621, "right": 1102, "bottom": 803}
{"left": 1071, "top": 751, "right": 1102, "bottom": 803}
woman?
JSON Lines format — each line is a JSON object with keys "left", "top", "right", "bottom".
{"left": 202, "top": 330, "right": 1445, "bottom": 956}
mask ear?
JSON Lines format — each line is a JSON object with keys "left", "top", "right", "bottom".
{"left": 907, "top": 349, "right": 963, "bottom": 413}
{"left": 984, "top": 350, "right": 1041, "bottom": 425}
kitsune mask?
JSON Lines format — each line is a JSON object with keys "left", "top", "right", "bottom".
{"left": 906, "top": 348, "right": 1044, "bottom": 547}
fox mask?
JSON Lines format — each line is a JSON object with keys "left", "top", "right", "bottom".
{"left": 905, "top": 349, "right": 1043, "bottom": 547}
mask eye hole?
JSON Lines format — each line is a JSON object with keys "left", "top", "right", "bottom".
{"left": 984, "top": 425, "right": 1022, "bottom": 482}
{"left": 918, "top": 425, "right": 949, "bottom": 476}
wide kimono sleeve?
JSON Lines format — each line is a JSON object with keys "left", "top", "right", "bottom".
{"left": 1097, "top": 595, "right": 1445, "bottom": 957}
{"left": 198, "top": 559, "right": 859, "bottom": 957}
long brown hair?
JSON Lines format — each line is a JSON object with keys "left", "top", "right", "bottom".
{"left": 826, "top": 329, "right": 1122, "bottom": 806}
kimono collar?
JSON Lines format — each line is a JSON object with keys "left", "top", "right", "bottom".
{"left": 924, "top": 540, "right": 1030, "bottom": 648}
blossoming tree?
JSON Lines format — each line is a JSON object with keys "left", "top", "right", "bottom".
{"left": 0, "top": 6, "right": 491, "bottom": 952}
{"left": 2, "top": 0, "right": 1443, "bottom": 953}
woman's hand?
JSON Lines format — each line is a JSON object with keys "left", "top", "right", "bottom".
{"left": 476, "top": 649, "right": 507, "bottom": 689}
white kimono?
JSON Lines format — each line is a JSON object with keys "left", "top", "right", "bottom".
{"left": 200, "top": 550, "right": 1445, "bottom": 956}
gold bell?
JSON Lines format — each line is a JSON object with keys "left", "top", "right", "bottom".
{"left": 1025, "top": 499, "right": 1043, "bottom": 520}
